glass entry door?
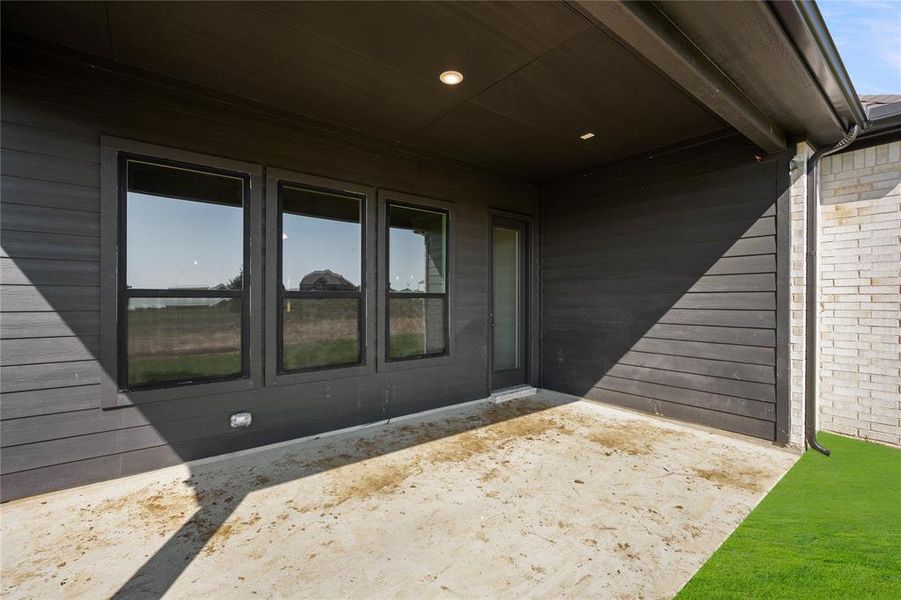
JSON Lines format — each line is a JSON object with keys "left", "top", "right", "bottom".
{"left": 490, "top": 216, "right": 528, "bottom": 390}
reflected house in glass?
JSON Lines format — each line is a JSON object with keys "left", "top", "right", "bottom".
{"left": 387, "top": 203, "right": 448, "bottom": 360}
{"left": 297, "top": 269, "right": 358, "bottom": 292}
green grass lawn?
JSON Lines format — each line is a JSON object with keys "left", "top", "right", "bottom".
{"left": 677, "top": 432, "right": 901, "bottom": 599}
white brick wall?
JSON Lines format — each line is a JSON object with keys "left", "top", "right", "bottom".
{"left": 817, "top": 140, "right": 901, "bottom": 447}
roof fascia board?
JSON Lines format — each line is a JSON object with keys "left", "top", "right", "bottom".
{"left": 768, "top": 0, "right": 868, "bottom": 130}
{"left": 752, "top": 1, "right": 844, "bottom": 136}
{"left": 569, "top": 0, "right": 786, "bottom": 154}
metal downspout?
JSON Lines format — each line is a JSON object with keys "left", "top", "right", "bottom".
{"left": 805, "top": 124, "right": 860, "bottom": 456}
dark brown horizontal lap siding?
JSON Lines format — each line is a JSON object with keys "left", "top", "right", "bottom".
{"left": 541, "top": 135, "right": 787, "bottom": 440}
{"left": 2, "top": 176, "right": 100, "bottom": 212}
{"left": 1, "top": 257, "right": 100, "bottom": 286}
{"left": 0, "top": 311, "right": 100, "bottom": 340}
{"left": 1, "top": 336, "right": 100, "bottom": 365}
{"left": 0, "top": 230, "right": 101, "bottom": 261}
{"left": 0, "top": 43, "right": 539, "bottom": 501}
{"left": 0, "top": 386, "right": 101, "bottom": 420}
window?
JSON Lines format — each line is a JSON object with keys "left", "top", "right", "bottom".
{"left": 386, "top": 203, "right": 449, "bottom": 360}
{"left": 278, "top": 183, "right": 364, "bottom": 372}
{"left": 120, "top": 157, "right": 249, "bottom": 389}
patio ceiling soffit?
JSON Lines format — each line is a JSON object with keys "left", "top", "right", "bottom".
{"left": 569, "top": 0, "right": 787, "bottom": 155}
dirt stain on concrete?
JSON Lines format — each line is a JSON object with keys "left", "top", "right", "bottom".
{"left": 95, "top": 484, "right": 198, "bottom": 525}
{"left": 480, "top": 468, "right": 500, "bottom": 482}
{"left": 301, "top": 401, "right": 696, "bottom": 510}
{"left": 139, "top": 492, "right": 196, "bottom": 526}
{"left": 614, "top": 541, "right": 639, "bottom": 561}
{"left": 318, "top": 400, "right": 570, "bottom": 508}
{"left": 586, "top": 420, "right": 685, "bottom": 455}
{"left": 327, "top": 463, "right": 412, "bottom": 507}
{"left": 202, "top": 512, "right": 262, "bottom": 556}
{"left": 202, "top": 522, "right": 237, "bottom": 556}
{"left": 691, "top": 464, "right": 770, "bottom": 493}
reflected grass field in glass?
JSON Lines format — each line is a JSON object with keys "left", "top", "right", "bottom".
{"left": 129, "top": 334, "right": 434, "bottom": 385}
{"left": 127, "top": 300, "right": 242, "bottom": 386}
{"left": 128, "top": 351, "right": 241, "bottom": 386}
{"left": 283, "top": 339, "right": 359, "bottom": 371}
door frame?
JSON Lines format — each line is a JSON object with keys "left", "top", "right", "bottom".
{"left": 488, "top": 211, "right": 534, "bottom": 391}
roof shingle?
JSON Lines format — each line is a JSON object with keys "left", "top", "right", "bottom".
{"left": 859, "top": 94, "right": 901, "bottom": 108}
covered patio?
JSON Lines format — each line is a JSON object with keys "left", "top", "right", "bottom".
{"left": 1, "top": 391, "right": 796, "bottom": 598}
{"left": 0, "top": 1, "right": 875, "bottom": 597}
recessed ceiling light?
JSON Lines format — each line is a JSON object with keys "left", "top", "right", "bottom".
{"left": 580, "top": 132, "right": 595, "bottom": 140}
{"left": 439, "top": 70, "right": 464, "bottom": 85}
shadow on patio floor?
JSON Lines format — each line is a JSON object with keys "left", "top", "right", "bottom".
{"left": 112, "top": 392, "right": 574, "bottom": 598}
{"left": 1, "top": 391, "right": 797, "bottom": 599}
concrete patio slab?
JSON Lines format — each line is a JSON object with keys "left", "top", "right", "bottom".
{"left": 0, "top": 391, "right": 798, "bottom": 599}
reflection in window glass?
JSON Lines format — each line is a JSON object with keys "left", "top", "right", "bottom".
{"left": 283, "top": 298, "right": 360, "bottom": 370}
{"left": 282, "top": 186, "right": 361, "bottom": 291}
{"left": 388, "top": 297, "right": 446, "bottom": 359}
{"left": 126, "top": 161, "right": 244, "bottom": 290}
{"left": 121, "top": 157, "right": 248, "bottom": 390}
{"left": 127, "top": 297, "right": 242, "bottom": 387}
{"left": 388, "top": 205, "right": 446, "bottom": 293}
{"left": 279, "top": 182, "right": 364, "bottom": 374}
{"left": 493, "top": 227, "right": 520, "bottom": 370}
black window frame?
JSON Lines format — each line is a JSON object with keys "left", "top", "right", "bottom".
{"left": 100, "top": 137, "right": 263, "bottom": 409}
{"left": 384, "top": 199, "right": 451, "bottom": 363}
{"left": 264, "top": 169, "right": 376, "bottom": 387}
{"left": 117, "top": 154, "right": 251, "bottom": 391}
{"left": 276, "top": 180, "right": 366, "bottom": 375}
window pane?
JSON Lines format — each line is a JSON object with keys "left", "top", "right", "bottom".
{"left": 389, "top": 297, "right": 446, "bottom": 358}
{"left": 493, "top": 227, "right": 520, "bottom": 370}
{"left": 127, "top": 297, "right": 242, "bottom": 387}
{"left": 389, "top": 205, "right": 446, "bottom": 293}
{"left": 282, "top": 185, "right": 361, "bottom": 292}
{"left": 126, "top": 160, "right": 244, "bottom": 290}
{"left": 283, "top": 298, "right": 360, "bottom": 371}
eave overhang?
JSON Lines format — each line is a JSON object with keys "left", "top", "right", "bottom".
{"left": 768, "top": 0, "right": 868, "bottom": 133}
{"left": 572, "top": 0, "right": 872, "bottom": 154}
{"left": 570, "top": 0, "right": 787, "bottom": 155}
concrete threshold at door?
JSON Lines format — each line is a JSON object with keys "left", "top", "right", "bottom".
{"left": 491, "top": 385, "right": 538, "bottom": 404}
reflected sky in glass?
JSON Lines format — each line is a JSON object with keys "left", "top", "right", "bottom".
{"left": 390, "top": 228, "right": 430, "bottom": 292}
{"left": 127, "top": 192, "right": 243, "bottom": 289}
{"left": 389, "top": 205, "right": 446, "bottom": 293}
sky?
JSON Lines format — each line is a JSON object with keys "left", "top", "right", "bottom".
{"left": 820, "top": 0, "right": 901, "bottom": 96}
{"left": 127, "top": 192, "right": 433, "bottom": 292}
{"left": 128, "top": 193, "right": 243, "bottom": 289}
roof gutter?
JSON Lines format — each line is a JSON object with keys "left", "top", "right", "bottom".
{"left": 769, "top": 1, "right": 868, "bottom": 133}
